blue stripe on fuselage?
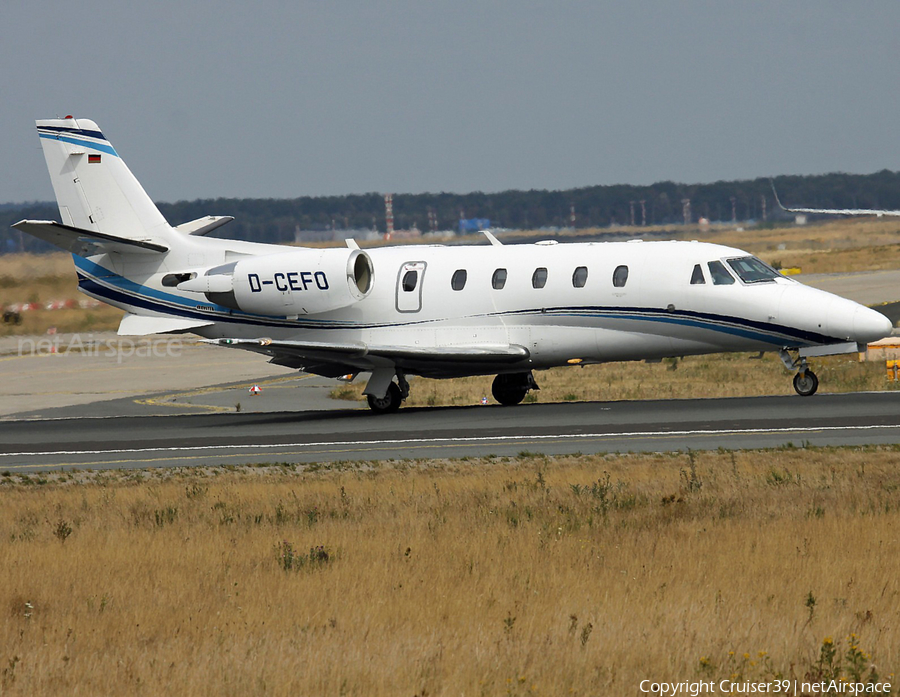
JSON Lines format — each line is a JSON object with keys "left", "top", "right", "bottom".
{"left": 554, "top": 309, "right": 805, "bottom": 346}
{"left": 543, "top": 307, "right": 832, "bottom": 346}
{"left": 74, "top": 256, "right": 341, "bottom": 328}
{"left": 73, "top": 256, "right": 841, "bottom": 346}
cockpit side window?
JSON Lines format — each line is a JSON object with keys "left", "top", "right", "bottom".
{"left": 690, "top": 264, "right": 705, "bottom": 285}
{"left": 726, "top": 256, "right": 780, "bottom": 283}
{"left": 707, "top": 260, "right": 735, "bottom": 285}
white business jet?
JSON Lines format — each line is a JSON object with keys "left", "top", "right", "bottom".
{"left": 13, "top": 118, "right": 893, "bottom": 412}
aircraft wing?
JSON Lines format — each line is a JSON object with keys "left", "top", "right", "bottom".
{"left": 202, "top": 337, "right": 530, "bottom": 377}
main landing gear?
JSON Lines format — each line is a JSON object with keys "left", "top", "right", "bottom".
{"left": 363, "top": 369, "right": 541, "bottom": 413}
{"left": 365, "top": 370, "right": 410, "bottom": 414}
{"left": 492, "top": 371, "right": 540, "bottom": 406}
{"left": 780, "top": 350, "right": 819, "bottom": 397}
{"left": 366, "top": 382, "right": 403, "bottom": 413}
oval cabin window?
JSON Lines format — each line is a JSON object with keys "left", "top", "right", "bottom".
{"left": 532, "top": 267, "right": 548, "bottom": 289}
{"left": 492, "top": 268, "right": 507, "bottom": 290}
{"left": 451, "top": 269, "right": 468, "bottom": 291}
{"left": 612, "top": 265, "right": 628, "bottom": 288}
{"left": 572, "top": 266, "right": 588, "bottom": 288}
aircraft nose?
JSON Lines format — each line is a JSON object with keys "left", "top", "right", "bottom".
{"left": 852, "top": 305, "right": 894, "bottom": 343}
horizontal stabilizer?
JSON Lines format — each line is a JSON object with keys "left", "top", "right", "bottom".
{"left": 14, "top": 220, "right": 168, "bottom": 255}
{"left": 118, "top": 313, "right": 214, "bottom": 336}
{"left": 174, "top": 216, "right": 234, "bottom": 236}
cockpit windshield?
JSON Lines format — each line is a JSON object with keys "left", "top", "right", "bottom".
{"left": 726, "top": 256, "right": 781, "bottom": 283}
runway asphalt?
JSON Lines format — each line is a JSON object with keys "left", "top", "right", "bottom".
{"left": 2, "top": 391, "right": 900, "bottom": 472}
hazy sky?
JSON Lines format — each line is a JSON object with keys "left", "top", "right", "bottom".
{"left": 3, "top": 1, "right": 900, "bottom": 204}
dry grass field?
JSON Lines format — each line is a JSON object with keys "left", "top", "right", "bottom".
{"left": 0, "top": 449, "right": 897, "bottom": 695}
{"left": 0, "top": 253, "right": 123, "bottom": 336}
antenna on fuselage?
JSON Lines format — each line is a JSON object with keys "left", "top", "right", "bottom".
{"left": 482, "top": 230, "right": 503, "bottom": 246}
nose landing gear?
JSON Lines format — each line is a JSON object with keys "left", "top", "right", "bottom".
{"left": 780, "top": 349, "right": 819, "bottom": 397}
{"left": 792, "top": 369, "right": 819, "bottom": 397}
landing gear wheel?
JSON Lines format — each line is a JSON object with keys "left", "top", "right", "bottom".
{"left": 492, "top": 374, "right": 529, "bottom": 406}
{"left": 367, "top": 382, "right": 403, "bottom": 414}
{"left": 793, "top": 370, "right": 819, "bottom": 397}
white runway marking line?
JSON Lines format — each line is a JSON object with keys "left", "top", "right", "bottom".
{"left": 2, "top": 422, "right": 899, "bottom": 460}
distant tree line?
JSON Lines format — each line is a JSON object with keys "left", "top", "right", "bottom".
{"left": 3, "top": 169, "right": 900, "bottom": 254}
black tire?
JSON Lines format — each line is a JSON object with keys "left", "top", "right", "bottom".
{"left": 793, "top": 370, "right": 818, "bottom": 397}
{"left": 367, "top": 382, "right": 403, "bottom": 413}
{"left": 492, "top": 375, "right": 528, "bottom": 406}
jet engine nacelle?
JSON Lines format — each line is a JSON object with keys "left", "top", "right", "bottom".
{"left": 180, "top": 248, "right": 374, "bottom": 316}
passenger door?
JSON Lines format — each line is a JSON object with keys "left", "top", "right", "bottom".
{"left": 396, "top": 261, "right": 426, "bottom": 313}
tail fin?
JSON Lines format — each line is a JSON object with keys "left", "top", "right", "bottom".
{"left": 35, "top": 117, "right": 172, "bottom": 247}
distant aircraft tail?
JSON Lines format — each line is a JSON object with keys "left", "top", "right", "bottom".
{"left": 22, "top": 117, "right": 174, "bottom": 251}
